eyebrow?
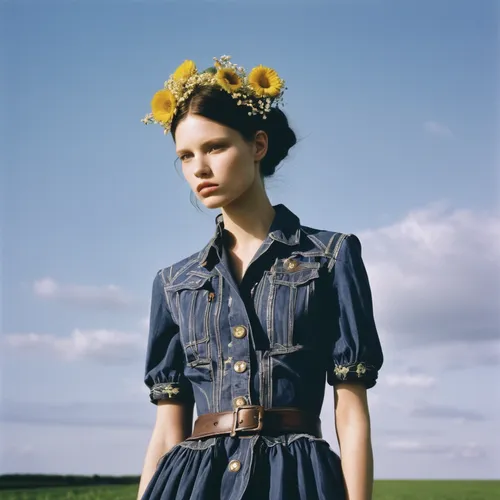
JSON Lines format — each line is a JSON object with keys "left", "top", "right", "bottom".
{"left": 176, "top": 137, "right": 229, "bottom": 156}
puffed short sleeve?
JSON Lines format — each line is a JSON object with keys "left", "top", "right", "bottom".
{"left": 144, "top": 269, "right": 194, "bottom": 405}
{"left": 326, "top": 234, "right": 383, "bottom": 389}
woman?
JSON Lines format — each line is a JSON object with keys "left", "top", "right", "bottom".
{"left": 137, "top": 56, "right": 383, "bottom": 500}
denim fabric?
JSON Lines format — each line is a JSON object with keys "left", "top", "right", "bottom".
{"left": 142, "top": 204, "right": 383, "bottom": 500}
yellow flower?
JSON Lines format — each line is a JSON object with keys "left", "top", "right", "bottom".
{"left": 151, "top": 89, "right": 176, "bottom": 123}
{"left": 216, "top": 68, "right": 242, "bottom": 93}
{"left": 248, "top": 65, "right": 283, "bottom": 97}
{"left": 173, "top": 60, "right": 197, "bottom": 81}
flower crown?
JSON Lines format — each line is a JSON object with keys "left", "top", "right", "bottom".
{"left": 141, "top": 55, "right": 286, "bottom": 135}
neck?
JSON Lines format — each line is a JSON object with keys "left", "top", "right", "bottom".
{"left": 220, "top": 183, "right": 275, "bottom": 252}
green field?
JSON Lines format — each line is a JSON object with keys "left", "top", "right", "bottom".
{"left": 373, "top": 480, "right": 499, "bottom": 500}
{"left": 0, "top": 481, "right": 498, "bottom": 500}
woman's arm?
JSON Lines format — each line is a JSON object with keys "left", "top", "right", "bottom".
{"left": 137, "top": 400, "right": 194, "bottom": 500}
{"left": 334, "top": 383, "right": 374, "bottom": 500}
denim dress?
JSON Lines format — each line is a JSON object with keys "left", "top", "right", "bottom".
{"left": 142, "top": 204, "right": 383, "bottom": 500}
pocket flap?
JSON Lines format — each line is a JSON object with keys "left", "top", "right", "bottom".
{"left": 270, "top": 263, "right": 320, "bottom": 286}
{"left": 165, "top": 275, "right": 211, "bottom": 292}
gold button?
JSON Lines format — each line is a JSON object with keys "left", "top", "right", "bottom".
{"left": 233, "top": 326, "right": 247, "bottom": 339}
{"left": 234, "top": 361, "right": 247, "bottom": 373}
{"left": 234, "top": 396, "right": 247, "bottom": 407}
{"left": 285, "top": 258, "right": 298, "bottom": 270}
{"left": 228, "top": 459, "right": 241, "bottom": 472}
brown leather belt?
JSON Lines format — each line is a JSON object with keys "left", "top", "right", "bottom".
{"left": 186, "top": 405, "right": 322, "bottom": 440}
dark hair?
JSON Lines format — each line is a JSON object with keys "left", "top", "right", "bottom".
{"left": 170, "top": 85, "right": 297, "bottom": 177}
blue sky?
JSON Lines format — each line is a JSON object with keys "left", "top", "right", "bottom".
{"left": 2, "top": 0, "right": 499, "bottom": 480}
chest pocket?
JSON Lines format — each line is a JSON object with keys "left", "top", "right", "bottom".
{"left": 165, "top": 273, "right": 214, "bottom": 365}
{"left": 265, "top": 258, "right": 321, "bottom": 348}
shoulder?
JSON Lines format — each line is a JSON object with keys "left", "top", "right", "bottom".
{"left": 299, "top": 224, "right": 361, "bottom": 262}
{"left": 154, "top": 249, "right": 204, "bottom": 287}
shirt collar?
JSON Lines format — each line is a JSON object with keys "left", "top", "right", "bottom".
{"left": 198, "top": 204, "right": 302, "bottom": 266}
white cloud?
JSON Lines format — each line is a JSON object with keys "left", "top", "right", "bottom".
{"left": 1, "top": 422, "right": 152, "bottom": 475}
{"left": 423, "top": 120, "right": 454, "bottom": 138}
{"left": 33, "top": 278, "right": 132, "bottom": 309}
{"left": 385, "top": 373, "right": 436, "bottom": 388}
{"left": 139, "top": 316, "right": 150, "bottom": 331}
{"left": 427, "top": 339, "right": 500, "bottom": 369}
{"left": 3, "top": 443, "right": 35, "bottom": 457}
{"left": 359, "top": 203, "right": 500, "bottom": 350}
{"left": 4, "top": 329, "right": 144, "bottom": 363}
{"left": 123, "top": 378, "right": 151, "bottom": 399}
{"left": 2, "top": 400, "right": 153, "bottom": 429}
{"left": 410, "top": 403, "right": 486, "bottom": 422}
{"left": 387, "top": 440, "right": 485, "bottom": 459}
{"left": 367, "top": 392, "right": 381, "bottom": 407}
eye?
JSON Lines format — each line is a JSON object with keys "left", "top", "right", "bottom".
{"left": 208, "top": 144, "right": 225, "bottom": 153}
{"left": 178, "top": 153, "right": 192, "bottom": 162}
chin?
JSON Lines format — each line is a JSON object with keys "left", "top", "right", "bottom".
{"left": 199, "top": 195, "right": 229, "bottom": 210}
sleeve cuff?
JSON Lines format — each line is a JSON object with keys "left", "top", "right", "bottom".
{"left": 149, "top": 382, "right": 185, "bottom": 404}
{"left": 327, "top": 362, "right": 379, "bottom": 389}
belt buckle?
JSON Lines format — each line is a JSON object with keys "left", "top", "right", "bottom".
{"left": 230, "top": 405, "right": 264, "bottom": 437}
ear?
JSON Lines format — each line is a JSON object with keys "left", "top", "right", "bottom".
{"left": 253, "top": 130, "right": 268, "bottom": 162}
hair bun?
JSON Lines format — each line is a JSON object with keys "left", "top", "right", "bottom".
{"left": 258, "top": 108, "right": 297, "bottom": 177}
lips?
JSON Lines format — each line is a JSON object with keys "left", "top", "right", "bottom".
{"left": 197, "top": 182, "right": 218, "bottom": 193}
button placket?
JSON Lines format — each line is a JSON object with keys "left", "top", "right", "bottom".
{"left": 224, "top": 285, "right": 253, "bottom": 409}
{"left": 228, "top": 321, "right": 251, "bottom": 406}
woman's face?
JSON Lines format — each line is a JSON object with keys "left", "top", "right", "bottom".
{"left": 174, "top": 114, "right": 267, "bottom": 210}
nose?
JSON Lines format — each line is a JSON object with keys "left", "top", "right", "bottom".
{"left": 193, "top": 156, "right": 211, "bottom": 178}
